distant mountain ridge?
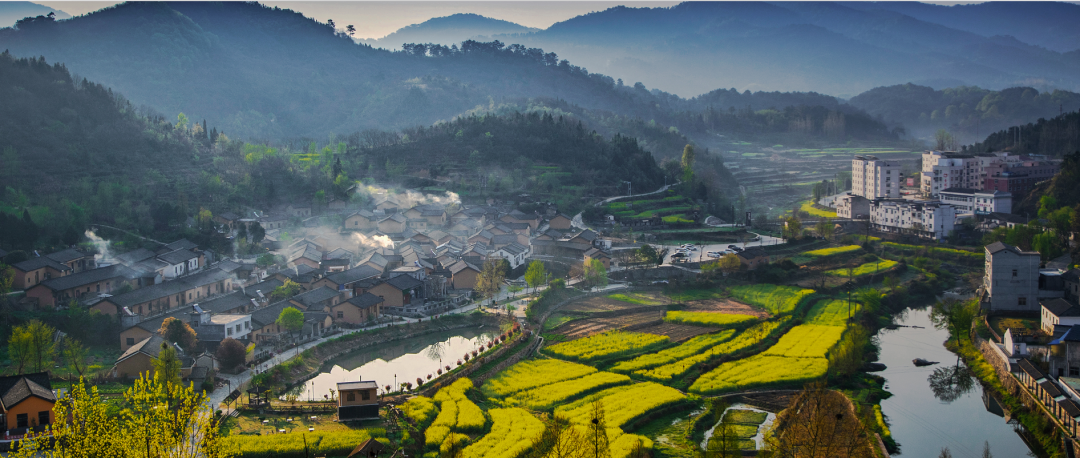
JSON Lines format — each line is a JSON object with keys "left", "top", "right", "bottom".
{"left": 360, "top": 13, "right": 537, "bottom": 49}
{"left": 0, "top": 2, "right": 69, "bottom": 28}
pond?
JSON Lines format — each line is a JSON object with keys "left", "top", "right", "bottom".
{"left": 877, "top": 307, "right": 1035, "bottom": 457}
{"left": 287, "top": 329, "right": 497, "bottom": 401}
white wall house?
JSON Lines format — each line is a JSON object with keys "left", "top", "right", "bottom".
{"left": 851, "top": 156, "right": 901, "bottom": 199}
{"left": 835, "top": 194, "right": 870, "bottom": 219}
{"left": 984, "top": 242, "right": 1042, "bottom": 312}
{"left": 492, "top": 242, "right": 530, "bottom": 269}
{"left": 922, "top": 151, "right": 983, "bottom": 197}
{"left": 938, "top": 188, "right": 1012, "bottom": 215}
{"left": 869, "top": 199, "right": 957, "bottom": 241}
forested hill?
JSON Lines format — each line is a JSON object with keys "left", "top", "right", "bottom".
{"left": 966, "top": 109, "right": 1080, "bottom": 157}
{"left": 0, "top": 1, "right": 899, "bottom": 147}
{"left": 360, "top": 13, "right": 537, "bottom": 49}
{"left": 848, "top": 84, "right": 1080, "bottom": 143}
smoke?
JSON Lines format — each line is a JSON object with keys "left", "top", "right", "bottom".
{"left": 358, "top": 185, "right": 460, "bottom": 209}
{"left": 352, "top": 232, "right": 394, "bottom": 251}
{"left": 84, "top": 230, "right": 113, "bottom": 265}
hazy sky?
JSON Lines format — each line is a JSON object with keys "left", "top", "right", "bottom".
{"left": 37, "top": 1, "right": 679, "bottom": 39}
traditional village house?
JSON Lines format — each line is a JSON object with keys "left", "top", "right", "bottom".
{"left": 737, "top": 247, "right": 770, "bottom": 270}
{"left": 584, "top": 247, "right": 612, "bottom": 270}
{"left": 25, "top": 264, "right": 138, "bottom": 309}
{"left": 330, "top": 293, "right": 384, "bottom": 325}
{"left": 92, "top": 267, "right": 234, "bottom": 317}
{"left": 336, "top": 380, "right": 379, "bottom": 421}
{"left": 0, "top": 372, "right": 55, "bottom": 432}
{"left": 449, "top": 260, "right": 482, "bottom": 290}
{"left": 45, "top": 248, "right": 96, "bottom": 273}
{"left": 548, "top": 213, "right": 574, "bottom": 230}
{"left": 11, "top": 256, "right": 71, "bottom": 291}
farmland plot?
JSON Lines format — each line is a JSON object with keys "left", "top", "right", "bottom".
{"left": 727, "top": 285, "right": 815, "bottom": 315}
{"left": 545, "top": 331, "right": 669, "bottom": 362}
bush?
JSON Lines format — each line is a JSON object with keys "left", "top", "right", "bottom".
{"left": 216, "top": 337, "right": 247, "bottom": 372}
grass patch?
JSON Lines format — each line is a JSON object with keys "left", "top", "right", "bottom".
{"left": 803, "top": 245, "right": 862, "bottom": 257}
{"left": 664, "top": 311, "right": 758, "bottom": 327}
{"left": 824, "top": 260, "right": 898, "bottom": 277}
{"left": 727, "top": 284, "right": 816, "bottom": 315}
{"left": 668, "top": 288, "right": 723, "bottom": 303}
{"left": 607, "top": 293, "right": 664, "bottom": 306}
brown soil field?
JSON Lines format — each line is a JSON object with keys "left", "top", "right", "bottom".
{"left": 682, "top": 298, "right": 770, "bottom": 318}
{"left": 562, "top": 292, "right": 667, "bottom": 313}
{"left": 633, "top": 322, "right": 719, "bottom": 342}
{"left": 553, "top": 311, "right": 663, "bottom": 340}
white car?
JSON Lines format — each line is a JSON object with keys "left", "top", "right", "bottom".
{"left": 707, "top": 251, "right": 721, "bottom": 258}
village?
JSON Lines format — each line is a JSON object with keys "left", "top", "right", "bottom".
{"left": 0, "top": 147, "right": 1077, "bottom": 458}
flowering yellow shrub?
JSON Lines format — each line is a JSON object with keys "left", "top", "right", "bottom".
{"left": 545, "top": 331, "right": 669, "bottom": 362}
{"left": 481, "top": 359, "right": 597, "bottom": 398}
{"left": 825, "top": 259, "right": 897, "bottom": 277}
{"left": 636, "top": 319, "right": 789, "bottom": 381}
{"left": 612, "top": 330, "right": 735, "bottom": 373}
{"left": 805, "top": 299, "right": 858, "bottom": 326}
{"left": 803, "top": 245, "right": 861, "bottom": 257}
{"left": 401, "top": 396, "right": 438, "bottom": 429}
{"left": 555, "top": 382, "right": 685, "bottom": 429}
{"left": 689, "top": 355, "right": 828, "bottom": 394}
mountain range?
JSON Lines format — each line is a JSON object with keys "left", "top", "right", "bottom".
{"left": 359, "top": 13, "right": 538, "bottom": 49}
{"left": 0, "top": 2, "right": 69, "bottom": 28}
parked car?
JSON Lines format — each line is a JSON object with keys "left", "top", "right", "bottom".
{"left": 727, "top": 245, "right": 737, "bottom": 249}
{"left": 671, "top": 252, "right": 687, "bottom": 259}
{"left": 707, "top": 251, "right": 721, "bottom": 258}
{"left": 732, "top": 247, "right": 744, "bottom": 252}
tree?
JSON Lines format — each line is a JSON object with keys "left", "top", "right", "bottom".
{"left": 706, "top": 415, "right": 741, "bottom": 458}
{"left": 256, "top": 253, "right": 276, "bottom": 268}
{"left": 20, "top": 320, "right": 57, "bottom": 373}
{"left": 681, "top": 144, "right": 695, "bottom": 188}
{"left": 587, "top": 400, "right": 611, "bottom": 458}
{"left": 63, "top": 337, "right": 88, "bottom": 378}
{"left": 152, "top": 342, "right": 182, "bottom": 387}
{"left": 477, "top": 259, "right": 506, "bottom": 307}
{"left": 216, "top": 337, "right": 246, "bottom": 371}
{"left": 8, "top": 325, "right": 33, "bottom": 374}
{"left": 782, "top": 216, "right": 802, "bottom": 240}
{"left": 930, "top": 298, "right": 979, "bottom": 347}
{"left": 766, "top": 382, "right": 874, "bottom": 457}
{"left": 815, "top": 219, "right": 835, "bottom": 242}
{"left": 938, "top": 448, "right": 954, "bottom": 458}
{"left": 982, "top": 441, "right": 993, "bottom": 458}
{"left": 346, "top": 24, "right": 356, "bottom": 36}
{"left": 583, "top": 259, "right": 608, "bottom": 291}
{"left": 717, "top": 253, "right": 741, "bottom": 275}
{"left": 935, "top": 129, "right": 957, "bottom": 151}
{"left": 270, "top": 278, "right": 301, "bottom": 300}
{"left": 159, "top": 317, "right": 198, "bottom": 352}
{"left": 524, "top": 260, "right": 547, "bottom": 294}
{"left": 276, "top": 306, "right": 305, "bottom": 343}
{"left": 15, "top": 374, "right": 224, "bottom": 458}
{"left": 526, "top": 414, "right": 586, "bottom": 458}
{"left": 635, "top": 244, "right": 659, "bottom": 266}
{"left": 927, "top": 363, "right": 975, "bottom": 403}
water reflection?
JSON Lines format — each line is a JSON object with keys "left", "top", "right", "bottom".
{"left": 927, "top": 359, "right": 976, "bottom": 403}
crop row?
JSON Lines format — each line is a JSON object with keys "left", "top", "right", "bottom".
{"left": 606, "top": 293, "right": 664, "bottom": 306}
{"left": 461, "top": 408, "right": 544, "bottom": 458}
{"left": 555, "top": 382, "right": 686, "bottom": 429}
{"left": 544, "top": 331, "right": 669, "bottom": 362}
{"left": 427, "top": 379, "right": 486, "bottom": 448}
{"left": 761, "top": 325, "right": 845, "bottom": 359}
{"left": 803, "top": 245, "right": 862, "bottom": 257}
{"left": 401, "top": 396, "right": 439, "bottom": 429}
{"left": 481, "top": 359, "right": 597, "bottom": 398}
{"left": 727, "top": 284, "right": 815, "bottom": 315}
{"left": 723, "top": 409, "right": 768, "bottom": 425}
{"left": 664, "top": 311, "right": 757, "bottom": 327}
{"left": 505, "top": 371, "right": 631, "bottom": 411}
{"left": 800, "top": 200, "right": 837, "bottom": 218}
{"left": 825, "top": 259, "right": 898, "bottom": 277}
{"left": 689, "top": 355, "right": 828, "bottom": 394}
{"left": 804, "top": 299, "right": 856, "bottom": 326}
{"left": 636, "top": 319, "right": 790, "bottom": 381}
{"left": 611, "top": 330, "right": 736, "bottom": 373}
{"left": 223, "top": 431, "right": 385, "bottom": 458}
{"left": 881, "top": 241, "right": 981, "bottom": 259}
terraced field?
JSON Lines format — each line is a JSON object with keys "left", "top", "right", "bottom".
{"left": 551, "top": 311, "right": 663, "bottom": 340}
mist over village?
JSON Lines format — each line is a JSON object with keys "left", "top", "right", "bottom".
{"left": 1, "top": 1, "right": 1080, "bottom": 457}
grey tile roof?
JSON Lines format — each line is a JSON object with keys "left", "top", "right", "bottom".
{"left": 38, "top": 264, "right": 137, "bottom": 292}
{"left": 159, "top": 239, "right": 198, "bottom": 254}
{"left": 345, "top": 293, "right": 384, "bottom": 309}
{"left": 14, "top": 256, "right": 71, "bottom": 273}
{"left": 117, "top": 335, "right": 169, "bottom": 362}
{"left": 251, "top": 301, "right": 302, "bottom": 328}
{"left": 244, "top": 278, "right": 285, "bottom": 298}
{"left": 197, "top": 291, "right": 253, "bottom": 314}
{"left": 0, "top": 372, "right": 55, "bottom": 408}
{"left": 324, "top": 265, "right": 381, "bottom": 286}
{"left": 46, "top": 248, "right": 92, "bottom": 264}
{"left": 292, "top": 287, "right": 340, "bottom": 308}
{"left": 104, "top": 267, "right": 233, "bottom": 308}
{"left": 384, "top": 274, "right": 422, "bottom": 291}
{"left": 115, "top": 248, "right": 158, "bottom": 265}
{"left": 1043, "top": 298, "right": 1080, "bottom": 317}
{"left": 158, "top": 249, "right": 198, "bottom": 265}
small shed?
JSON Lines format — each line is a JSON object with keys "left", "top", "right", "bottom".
{"left": 346, "top": 438, "right": 386, "bottom": 458}
{"left": 337, "top": 380, "right": 379, "bottom": 421}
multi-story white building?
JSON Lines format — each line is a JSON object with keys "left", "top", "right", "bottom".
{"left": 921, "top": 151, "right": 984, "bottom": 197}
{"left": 851, "top": 156, "right": 902, "bottom": 199}
{"left": 869, "top": 199, "right": 957, "bottom": 240}
{"left": 938, "top": 188, "right": 1012, "bottom": 215}
{"left": 983, "top": 242, "right": 1042, "bottom": 312}
{"left": 835, "top": 194, "right": 870, "bottom": 219}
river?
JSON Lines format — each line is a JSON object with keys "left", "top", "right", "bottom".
{"left": 877, "top": 307, "right": 1035, "bottom": 457}
{"left": 287, "top": 329, "right": 496, "bottom": 400}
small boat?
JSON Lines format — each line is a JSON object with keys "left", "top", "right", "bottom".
{"left": 913, "top": 358, "right": 939, "bottom": 367}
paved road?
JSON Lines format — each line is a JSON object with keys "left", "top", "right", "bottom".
{"left": 571, "top": 182, "right": 678, "bottom": 230}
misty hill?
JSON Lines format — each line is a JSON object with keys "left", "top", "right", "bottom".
{"left": 849, "top": 84, "right": 1080, "bottom": 143}
{"left": 849, "top": 2, "right": 1080, "bottom": 54}
{"left": 491, "top": 1, "right": 1080, "bottom": 98}
{"left": 0, "top": 2, "right": 68, "bottom": 28}
{"left": 0, "top": 1, "right": 902, "bottom": 149}
{"left": 967, "top": 109, "right": 1080, "bottom": 158}
{"left": 360, "top": 13, "right": 537, "bottom": 49}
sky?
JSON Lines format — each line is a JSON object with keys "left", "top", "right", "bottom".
{"left": 35, "top": 1, "right": 679, "bottom": 39}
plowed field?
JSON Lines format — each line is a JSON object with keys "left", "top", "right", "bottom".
{"left": 682, "top": 297, "right": 770, "bottom": 318}
{"left": 562, "top": 293, "right": 667, "bottom": 313}
{"left": 632, "top": 322, "right": 720, "bottom": 342}
{"left": 552, "top": 311, "right": 663, "bottom": 340}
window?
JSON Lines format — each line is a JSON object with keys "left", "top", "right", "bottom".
{"left": 1012, "top": 269, "right": 1018, "bottom": 277}
{"left": 126, "top": 337, "right": 135, "bottom": 346}
{"left": 361, "top": 390, "right": 370, "bottom": 401}
{"left": 227, "top": 328, "right": 232, "bottom": 336}
{"left": 337, "top": 311, "right": 344, "bottom": 319}
{"left": 347, "top": 392, "right": 355, "bottom": 402}
{"left": 38, "top": 411, "right": 49, "bottom": 426}
{"left": 1019, "top": 297, "right": 1027, "bottom": 306}
{"left": 16, "top": 413, "right": 28, "bottom": 428}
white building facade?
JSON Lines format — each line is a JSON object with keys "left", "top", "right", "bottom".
{"left": 937, "top": 188, "right": 1013, "bottom": 215}
{"left": 869, "top": 199, "right": 957, "bottom": 241}
{"left": 921, "top": 151, "right": 983, "bottom": 197}
{"left": 835, "top": 194, "right": 870, "bottom": 219}
{"left": 983, "top": 242, "right": 1042, "bottom": 312}
{"left": 851, "top": 156, "right": 902, "bottom": 199}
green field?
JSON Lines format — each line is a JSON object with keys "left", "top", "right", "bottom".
{"left": 825, "top": 260, "right": 898, "bottom": 277}
{"left": 727, "top": 285, "right": 815, "bottom": 315}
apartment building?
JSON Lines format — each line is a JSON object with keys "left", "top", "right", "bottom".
{"left": 921, "top": 151, "right": 985, "bottom": 197}
{"left": 938, "top": 188, "right": 1012, "bottom": 215}
{"left": 869, "top": 199, "right": 957, "bottom": 241}
{"left": 851, "top": 156, "right": 902, "bottom": 199}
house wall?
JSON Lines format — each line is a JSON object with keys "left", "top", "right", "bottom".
{"left": 120, "top": 327, "right": 153, "bottom": 352}
{"left": 344, "top": 215, "right": 374, "bottom": 230}
{"left": 851, "top": 157, "right": 901, "bottom": 199}
{"left": 14, "top": 266, "right": 66, "bottom": 291}
{"left": 452, "top": 269, "right": 480, "bottom": 290}
{"left": 585, "top": 254, "right": 611, "bottom": 270}
{"left": 330, "top": 303, "right": 379, "bottom": 325}
{"left": 985, "top": 248, "right": 1041, "bottom": 312}
{"left": 367, "top": 283, "right": 409, "bottom": 308}
{"left": 549, "top": 216, "right": 573, "bottom": 230}
{"left": 338, "top": 388, "right": 378, "bottom": 406}
{"left": 3, "top": 396, "right": 55, "bottom": 430}
{"left": 26, "top": 276, "right": 133, "bottom": 309}
{"left": 113, "top": 353, "right": 154, "bottom": 379}
{"left": 377, "top": 219, "right": 405, "bottom": 233}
